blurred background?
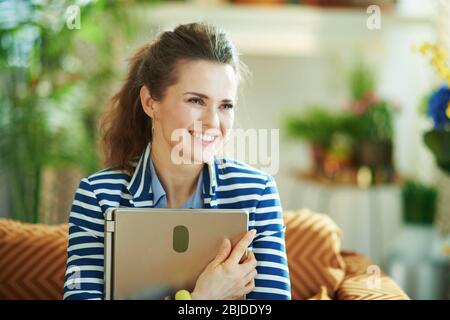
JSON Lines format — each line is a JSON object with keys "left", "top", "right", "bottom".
{"left": 0, "top": 0, "right": 449, "bottom": 299}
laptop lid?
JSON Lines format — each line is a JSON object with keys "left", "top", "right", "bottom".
{"left": 104, "top": 208, "right": 249, "bottom": 300}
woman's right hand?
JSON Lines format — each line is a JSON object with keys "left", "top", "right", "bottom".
{"left": 191, "top": 229, "right": 258, "bottom": 300}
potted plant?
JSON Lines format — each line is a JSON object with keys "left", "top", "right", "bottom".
{"left": 346, "top": 63, "right": 396, "bottom": 183}
{"left": 419, "top": 43, "right": 450, "bottom": 236}
{"left": 284, "top": 61, "right": 397, "bottom": 184}
{"left": 285, "top": 107, "right": 354, "bottom": 178}
{"left": 402, "top": 181, "right": 437, "bottom": 225}
{"left": 387, "top": 180, "right": 439, "bottom": 299}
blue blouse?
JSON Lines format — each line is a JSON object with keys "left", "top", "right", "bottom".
{"left": 149, "top": 156, "right": 203, "bottom": 209}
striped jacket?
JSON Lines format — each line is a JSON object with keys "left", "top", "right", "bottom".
{"left": 63, "top": 143, "right": 291, "bottom": 300}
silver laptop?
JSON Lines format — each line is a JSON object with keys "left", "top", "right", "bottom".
{"left": 104, "top": 208, "right": 249, "bottom": 300}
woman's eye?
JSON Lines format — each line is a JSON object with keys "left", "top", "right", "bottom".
{"left": 222, "top": 104, "right": 234, "bottom": 110}
{"left": 189, "top": 98, "right": 203, "bottom": 105}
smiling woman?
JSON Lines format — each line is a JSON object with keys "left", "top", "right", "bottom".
{"left": 63, "top": 22, "right": 291, "bottom": 300}
{"left": 139, "top": 59, "right": 237, "bottom": 168}
{"left": 100, "top": 23, "right": 245, "bottom": 178}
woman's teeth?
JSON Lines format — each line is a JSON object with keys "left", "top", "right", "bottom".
{"left": 191, "top": 131, "right": 216, "bottom": 142}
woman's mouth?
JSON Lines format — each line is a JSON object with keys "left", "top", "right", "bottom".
{"left": 189, "top": 130, "right": 218, "bottom": 146}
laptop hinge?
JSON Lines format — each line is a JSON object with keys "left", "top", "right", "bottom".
{"left": 105, "top": 220, "right": 115, "bottom": 233}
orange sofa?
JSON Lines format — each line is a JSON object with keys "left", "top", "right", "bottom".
{"left": 0, "top": 209, "right": 409, "bottom": 300}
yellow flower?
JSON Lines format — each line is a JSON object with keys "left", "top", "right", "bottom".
{"left": 437, "top": 63, "right": 448, "bottom": 78}
{"left": 418, "top": 43, "right": 432, "bottom": 54}
{"left": 436, "top": 47, "right": 447, "bottom": 61}
{"left": 419, "top": 43, "right": 450, "bottom": 83}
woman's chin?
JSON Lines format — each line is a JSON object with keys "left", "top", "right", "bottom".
{"left": 187, "top": 147, "right": 216, "bottom": 164}
{"left": 191, "top": 152, "right": 215, "bottom": 164}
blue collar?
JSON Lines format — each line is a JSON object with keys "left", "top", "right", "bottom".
{"left": 149, "top": 155, "right": 203, "bottom": 208}
{"left": 126, "top": 142, "right": 218, "bottom": 208}
{"left": 148, "top": 157, "right": 166, "bottom": 207}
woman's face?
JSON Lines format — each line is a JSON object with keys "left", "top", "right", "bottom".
{"left": 142, "top": 59, "right": 238, "bottom": 164}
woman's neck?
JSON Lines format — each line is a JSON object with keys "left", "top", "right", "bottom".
{"left": 150, "top": 140, "right": 204, "bottom": 208}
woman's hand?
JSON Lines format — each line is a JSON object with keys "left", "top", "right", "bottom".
{"left": 191, "top": 229, "right": 258, "bottom": 300}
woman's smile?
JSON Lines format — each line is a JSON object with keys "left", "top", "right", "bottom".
{"left": 189, "top": 130, "right": 219, "bottom": 147}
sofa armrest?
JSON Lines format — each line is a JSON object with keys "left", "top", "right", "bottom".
{"left": 336, "top": 251, "right": 410, "bottom": 300}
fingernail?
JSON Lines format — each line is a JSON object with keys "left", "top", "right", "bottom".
{"left": 250, "top": 229, "right": 256, "bottom": 237}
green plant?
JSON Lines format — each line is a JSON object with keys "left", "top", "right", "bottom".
{"left": 284, "top": 61, "right": 396, "bottom": 183}
{"left": 285, "top": 107, "right": 353, "bottom": 149}
{"left": 347, "top": 62, "right": 395, "bottom": 143}
{"left": 0, "top": 0, "right": 149, "bottom": 222}
{"left": 285, "top": 61, "right": 395, "bottom": 145}
{"left": 350, "top": 100, "right": 394, "bottom": 143}
{"left": 350, "top": 61, "right": 375, "bottom": 101}
{"left": 402, "top": 180, "right": 438, "bottom": 225}
{"left": 424, "top": 130, "right": 450, "bottom": 174}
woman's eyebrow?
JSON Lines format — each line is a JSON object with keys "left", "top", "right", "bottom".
{"left": 184, "top": 92, "right": 234, "bottom": 103}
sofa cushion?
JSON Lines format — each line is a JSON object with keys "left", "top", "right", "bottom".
{"left": 284, "top": 209, "right": 346, "bottom": 300}
{"left": 0, "top": 219, "right": 68, "bottom": 300}
{"left": 336, "top": 251, "right": 409, "bottom": 300}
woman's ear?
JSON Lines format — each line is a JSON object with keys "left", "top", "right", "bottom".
{"left": 140, "top": 85, "right": 158, "bottom": 120}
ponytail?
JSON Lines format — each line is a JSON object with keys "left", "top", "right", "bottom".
{"left": 99, "top": 44, "right": 152, "bottom": 175}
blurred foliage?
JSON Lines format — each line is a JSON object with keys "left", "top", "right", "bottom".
{"left": 284, "top": 62, "right": 396, "bottom": 183}
{"left": 0, "top": 0, "right": 152, "bottom": 222}
{"left": 350, "top": 61, "right": 375, "bottom": 101}
{"left": 285, "top": 107, "right": 354, "bottom": 149}
{"left": 285, "top": 62, "right": 395, "bottom": 146}
{"left": 350, "top": 100, "right": 394, "bottom": 142}
{"left": 424, "top": 130, "right": 450, "bottom": 174}
{"left": 285, "top": 102, "right": 394, "bottom": 146}
{"left": 402, "top": 180, "right": 437, "bottom": 225}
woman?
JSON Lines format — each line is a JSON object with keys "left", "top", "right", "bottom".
{"left": 63, "top": 23, "right": 291, "bottom": 300}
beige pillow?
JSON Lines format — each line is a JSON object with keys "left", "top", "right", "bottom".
{"left": 0, "top": 219, "right": 68, "bottom": 300}
{"left": 284, "top": 209, "right": 346, "bottom": 300}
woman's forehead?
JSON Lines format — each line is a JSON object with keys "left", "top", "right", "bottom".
{"left": 172, "top": 60, "right": 238, "bottom": 99}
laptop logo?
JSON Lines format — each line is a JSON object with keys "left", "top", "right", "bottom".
{"left": 173, "top": 225, "right": 189, "bottom": 253}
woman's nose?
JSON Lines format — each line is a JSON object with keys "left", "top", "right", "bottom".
{"left": 201, "top": 106, "right": 221, "bottom": 129}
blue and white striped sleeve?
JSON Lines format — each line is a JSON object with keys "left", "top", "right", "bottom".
{"left": 247, "top": 175, "right": 292, "bottom": 300}
{"left": 63, "top": 178, "right": 105, "bottom": 300}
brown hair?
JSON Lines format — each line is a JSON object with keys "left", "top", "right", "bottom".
{"left": 99, "top": 22, "right": 245, "bottom": 176}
